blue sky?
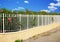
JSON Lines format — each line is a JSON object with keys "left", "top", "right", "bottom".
{"left": 0, "top": 0, "right": 60, "bottom": 12}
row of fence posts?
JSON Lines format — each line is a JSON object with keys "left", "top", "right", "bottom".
{"left": 1, "top": 13, "right": 60, "bottom": 33}
{"left": 19, "top": 14, "right": 54, "bottom": 31}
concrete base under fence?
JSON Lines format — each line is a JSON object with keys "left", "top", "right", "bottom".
{"left": 0, "top": 22, "right": 60, "bottom": 42}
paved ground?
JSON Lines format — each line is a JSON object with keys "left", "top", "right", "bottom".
{"left": 24, "top": 27, "right": 60, "bottom": 42}
{"left": 34, "top": 30, "right": 60, "bottom": 42}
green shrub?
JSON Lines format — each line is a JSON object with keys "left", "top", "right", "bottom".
{"left": 15, "top": 39, "right": 23, "bottom": 42}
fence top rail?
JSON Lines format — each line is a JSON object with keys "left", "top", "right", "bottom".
{"left": 0, "top": 13, "right": 60, "bottom": 15}
{"left": 0, "top": 14, "right": 60, "bottom": 17}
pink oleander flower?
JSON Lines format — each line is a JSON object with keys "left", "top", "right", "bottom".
{"left": 8, "top": 18, "right": 12, "bottom": 22}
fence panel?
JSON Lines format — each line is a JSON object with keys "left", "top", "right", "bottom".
{"left": 4, "top": 14, "right": 21, "bottom": 32}
{"left": 21, "top": 15, "right": 27, "bottom": 30}
{"left": 28, "top": 15, "right": 34, "bottom": 28}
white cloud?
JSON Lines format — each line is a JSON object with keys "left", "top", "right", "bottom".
{"left": 18, "top": 7, "right": 25, "bottom": 9}
{"left": 50, "top": 3, "right": 56, "bottom": 6}
{"left": 12, "top": 7, "right": 25, "bottom": 11}
{"left": 40, "top": 10, "right": 50, "bottom": 12}
{"left": 48, "top": 0, "right": 60, "bottom": 11}
{"left": 48, "top": 6, "right": 58, "bottom": 11}
{"left": 24, "top": 0, "right": 29, "bottom": 4}
{"left": 49, "top": 2, "right": 60, "bottom": 7}
{"left": 55, "top": 2, "right": 60, "bottom": 6}
{"left": 55, "top": 0, "right": 60, "bottom": 2}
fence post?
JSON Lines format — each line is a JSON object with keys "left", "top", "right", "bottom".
{"left": 47, "top": 15, "right": 49, "bottom": 25}
{"left": 44, "top": 15, "right": 46, "bottom": 25}
{"left": 45, "top": 15, "right": 47, "bottom": 25}
{"left": 20, "top": 14, "right": 21, "bottom": 31}
{"left": 48, "top": 15, "right": 51, "bottom": 24}
{"left": 27, "top": 15, "right": 29, "bottom": 29}
{"left": 42, "top": 15, "right": 43, "bottom": 26}
{"left": 3, "top": 13, "right": 4, "bottom": 33}
{"left": 38, "top": 15, "right": 39, "bottom": 26}
{"left": 33, "top": 15, "right": 34, "bottom": 27}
